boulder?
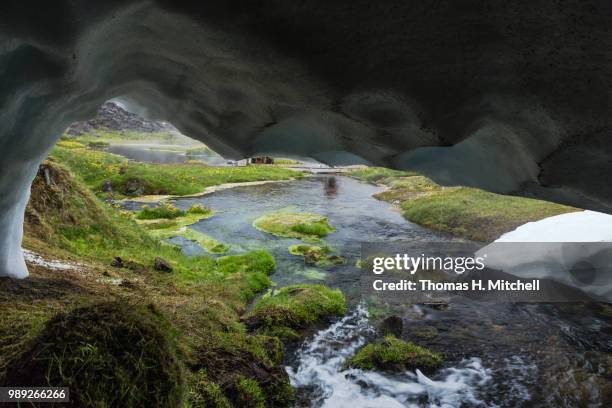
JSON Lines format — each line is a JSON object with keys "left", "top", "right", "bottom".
{"left": 154, "top": 257, "right": 173, "bottom": 272}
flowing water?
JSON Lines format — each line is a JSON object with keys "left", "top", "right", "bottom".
{"left": 121, "top": 173, "right": 612, "bottom": 407}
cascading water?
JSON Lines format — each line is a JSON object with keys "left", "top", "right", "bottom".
{"left": 287, "top": 304, "right": 494, "bottom": 408}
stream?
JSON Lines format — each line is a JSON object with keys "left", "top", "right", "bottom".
{"left": 117, "top": 151, "right": 611, "bottom": 407}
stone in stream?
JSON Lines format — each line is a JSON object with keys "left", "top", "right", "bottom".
{"left": 379, "top": 315, "right": 403, "bottom": 337}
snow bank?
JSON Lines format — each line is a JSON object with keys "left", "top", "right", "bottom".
{"left": 477, "top": 210, "right": 612, "bottom": 301}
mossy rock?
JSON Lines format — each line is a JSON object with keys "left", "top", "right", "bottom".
{"left": 0, "top": 302, "right": 183, "bottom": 408}
{"left": 245, "top": 284, "right": 346, "bottom": 340}
{"left": 289, "top": 244, "right": 347, "bottom": 268}
{"left": 253, "top": 212, "right": 336, "bottom": 242}
{"left": 347, "top": 335, "right": 442, "bottom": 373}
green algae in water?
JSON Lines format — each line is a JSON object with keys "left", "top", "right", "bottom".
{"left": 137, "top": 211, "right": 214, "bottom": 239}
{"left": 181, "top": 228, "right": 229, "bottom": 254}
{"left": 253, "top": 212, "right": 336, "bottom": 242}
{"left": 289, "top": 244, "right": 346, "bottom": 268}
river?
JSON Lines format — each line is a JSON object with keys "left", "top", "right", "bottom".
{"left": 117, "top": 146, "right": 611, "bottom": 407}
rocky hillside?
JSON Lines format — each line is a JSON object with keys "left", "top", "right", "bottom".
{"left": 66, "top": 101, "right": 175, "bottom": 136}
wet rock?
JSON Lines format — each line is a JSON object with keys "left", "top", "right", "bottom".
{"left": 111, "top": 256, "right": 124, "bottom": 268}
{"left": 379, "top": 315, "right": 403, "bottom": 337}
{"left": 125, "top": 178, "right": 144, "bottom": 196}
{"left": 102, "top": 180, "right": 113, "bottom": 192}
{"left": 154, "top": 257, "right": 173, "bottom": 272}
{"left": 111, "top": 256, "right": 145, "bottom": 272}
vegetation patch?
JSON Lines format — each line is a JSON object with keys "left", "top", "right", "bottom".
{"left": 289, "top": 244, "right": 346, "bottom": 268}
{"left": 191, "top": 332, "right": 294, "bottom": 407}
{"left": 348, "top": 167, "right": 418, "bottom": 184}
{"left": 182, "top": 228, "right": 229, "bottom": 254}
{"left": 347, "top": 335, "right": 442, "bottom": 373}
{"left": 56, "top": 140, "right": 87, "bottom": 149}
{"left": 217, "top": 251, "right": 276, "bottom": 301}
{"left": 373, "top": 175, "right": 439, "bottom": 202}
{"left": 350, "top": 167, "right": 579, "bottom": 242}
{"left": 245, "top": 284, "right": 346, "bottom": 341}
{"left": 14, "top": 160, "right": 297, "bottom": 407}
{"left": 0, "top": 302, "right": 183, "bottom": 408}
{"left": 136, "top": 202, "right": 186, "bottom": 219}
{"left": 401, "top": 187, "right": 579, "bottom": 242}
{"left": 253, "top": 212, "right": 336, "bottom": 242}
{"left": 51, "top": 146, "right": 303, "bottom": 198}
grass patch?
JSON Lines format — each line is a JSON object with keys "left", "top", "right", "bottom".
{"left": 289, "top": 244, "right": 346, "bottom": 268}
{"left": 254, "top": 212, "right": 336, "bottom": 242}
{"left": 136, "top": 212, "right": 214, "bottom": 239}
{"left": 87, "top": 140, "right": 110, "bottom": 149}
{"left": 50, "top": 146, "right": 303, "bottom": 198}
{"left": 348, "top": 167, "right": 417, "bottom": 183}
{"left": 182, "top": 228, "right": 229, "bottom": 254}
{"left": 245, "top": 284, "right": 346, "bottom": 340}
{"left": 136, "top": 203, "right": 185, "bottom": 219}
{"left": 0, "top": 302, "right": 184, "bottom": 407}
{"left": 235, "top": 377, "right": 266, "bottom": 408}
{"left": 136, "top": 203, "right": 211, "bottom": 221}
{"left": 13, "top": 160, "right": 296, "bottom": 406}
{"left": 217, "top": 251, "right": 276, "bottom": 301}
{"left": 56, "top": 140, "right": 87, "bottom": 149}
{"left": 401, "top": 187, "right": 579, "bottom": 242}
{"left": 347, "top": 335, "right": 442, "bottom": 373}
{"left": 351, "top": 167, "right": 579, "bottom": 242}
{"left": 191, "top": 332, "right": 294, "bottom": 407}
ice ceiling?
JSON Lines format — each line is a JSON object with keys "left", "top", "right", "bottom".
{"left": 2, "top": 0, "right": 612, "bottom": 278}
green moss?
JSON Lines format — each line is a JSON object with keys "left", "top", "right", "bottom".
{"left": 374, "top": 176, "right": 439, "bottom": 202}
{"left": 217, "top": 251, "right": 276, "bottom": 301}
{"left": 246, "top": 284, "right": 346, "bottom": 337}
{"left": 182, "top": 229, "right": 229, "bottom": 254}
{"left": 348, "top": 167, "right": 417, "bottom": 183}
{"left": 347, "top": 335, "right": 442, "bottom": 373}
{"left": 401, "top": 187, "right": 579, "bottom": 242}
{"left": 253, "top": 212, "right": 336, "bottom": 242}
{"left": 0, "top": 302, "right": 183, "bottom": 408}
{"left": 137, "top": 211, "right": 215, "bottom": 239}
{"left": 217, "top": 250, "right": 275, "bottom": 276}
{"left": 289, "top": 244, "right": 346, "bottom": 268}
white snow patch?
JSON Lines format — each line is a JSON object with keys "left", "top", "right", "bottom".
{"left": 477, "top": 210, "right": 612, "bottom": 301}
{"left": 495, "top": 210, "right": 612, "bottom": 242}
{"left": 22, "top": 249, "right": 83, "bottom": 271}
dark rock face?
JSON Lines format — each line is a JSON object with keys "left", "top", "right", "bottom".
{"left": 66, "top": 101, "right": 173, "bottom": 136}
{"left": 2, "top": 0, "right": 612, "bottom": 277}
